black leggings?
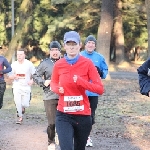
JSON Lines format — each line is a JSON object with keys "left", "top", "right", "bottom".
{"left": 88, "top": 96, "right": 98, "bottom": 125}
{"left": 56, "top": 111, "right": 92, "bottom": 150}
{"left": 0, "top": 82, "right": 6, "bottom": 109}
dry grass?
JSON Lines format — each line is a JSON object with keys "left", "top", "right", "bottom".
{"left": 2, "top": 75, "right": 150, "bottom": 149}
{"left": 1, "top": 84, "right": 45, "bottom": 119}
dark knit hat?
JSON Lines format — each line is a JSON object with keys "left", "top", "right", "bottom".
{"left": 49, "top": 41, "right": 61, "bottom": 51}
{"left": 84, "top": 35, "right": 97, "bottom": 45}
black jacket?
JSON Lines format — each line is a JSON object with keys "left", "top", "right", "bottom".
{"left": 137, "top": 58, "right": 150, "bottom": 96}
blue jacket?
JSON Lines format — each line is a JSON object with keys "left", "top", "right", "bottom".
{"left": 80, "top": 50, "right": 108, "bottom": 96}
{"left": 137, "top": 58, "right": 150, "bottom": 96}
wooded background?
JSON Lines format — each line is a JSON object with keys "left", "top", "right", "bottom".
{"left": 0, "top": 0, "right": 148, "bottom": 65}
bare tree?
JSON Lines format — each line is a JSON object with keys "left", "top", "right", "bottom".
{"left": 145, "top": 0, "right": 150, "bottom": 57}
{"left": 5, "top": 0, "right": 33, "bottom": 62}
{"left": 113, "top": 0, "right": 124, "bottom": 64}
{"left": 97, "top": 0, "right": 114, "bottom": 70}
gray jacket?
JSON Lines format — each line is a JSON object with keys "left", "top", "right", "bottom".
{"left": 33, "top": 58, "right": 59, "bottom": 100}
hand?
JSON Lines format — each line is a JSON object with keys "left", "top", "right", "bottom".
{"left": 44, "top": 80, "right": 51, "bottom": 87}
{"left": 59, "top": 87, "right": 64, "bottom": 93}
{"left": 73, "top": 75, "right": 78, "bottom": 83}
{"left": 28, "top": 79, "right": 33, "bottom": 86}
{"left": 95, "top": 66, "right": 103, "bottom": 77}
{"left": 14, "top": 74, "right": 19, "bottom": 80}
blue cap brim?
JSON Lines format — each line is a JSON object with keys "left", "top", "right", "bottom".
{"left": 64, "top": 38, "right": 79, "bottom": 44}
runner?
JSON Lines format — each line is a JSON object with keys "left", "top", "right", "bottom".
{"left": 50, "top": 31, "right": 104, "bottom": 150}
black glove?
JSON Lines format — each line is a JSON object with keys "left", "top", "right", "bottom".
{"left": 95, "top": 66, "right": 103, "bottom": 77}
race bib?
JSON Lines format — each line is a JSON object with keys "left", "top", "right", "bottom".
{"left": 63, "top": 95, "right": 84, "bottom": 112}
{"left": 17, "top": 74, "right": 25, "bottom": 79}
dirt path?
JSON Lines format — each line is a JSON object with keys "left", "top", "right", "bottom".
{"left": 0, "top": 114, "right": 142, "bottom": 150}
{"left": 1, "top": 64, "right": 150, "bottom": 150}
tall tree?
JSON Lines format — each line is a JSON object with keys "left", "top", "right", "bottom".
{"left": 0, "top": 0, "right": 11, "bottom": 45}
{"left": 122, "top": 0, "right": 147, "bottom": 59}
{"left": 145, "top": 0, "right": 150, "bottom": 57}
{"left": 113, "top": 0, "right": 124, "bottom": 64}
{"left": 97, "top": 0, "right": 114, "bottom": 73}
{"left": 5, "top": 0, "right": 33, "bottom": 62}
{"left": 2, "top": 0, "right": 147, "bottom": 62}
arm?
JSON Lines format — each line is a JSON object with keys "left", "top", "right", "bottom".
{"left": 76, "top": 61, "right": 104, "bottom": 95}
{"left": 137, "top": 58, "right": 150, "bottom": 96}
{"left": 95, "top": 66, "right": 103, "bottom": 77}
{"left": 7, "top": 63, "right": 18, "bottom": 80}
{"left": 2, "top": 57, "right": 12, "bottom": 74}
{"left": 32, "top": 61, "right": 47, "bottom": 87}
{"left": 50, "top": 64, "right": 61, "bottom": 95}
{"left": 27, "top": 62, "right": 36, "bottom": 86}
{"left": 97, "top": 56, "right": 108, "bottom": 79}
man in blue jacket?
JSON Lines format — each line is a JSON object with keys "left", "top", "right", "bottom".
{"left": 137, "top": 58, "right": 150, "bottom": 96}
{"left": 0, "top": 48, "right": 12, "bottom": 109}
{"left": 80, "top": 35, "right": 108, "bottom": 147}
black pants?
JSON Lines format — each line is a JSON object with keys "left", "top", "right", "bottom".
{"left": 88, "top": 96, "right": 98, "bottom": 125}
{"left": 44, "top": 100, "right": 58, "bottom": 145}
{"left": 0, "top": 81, "right": 6, "bottom": 109}
{"left": 56, "top": 111, "right": 92, "bottom": 150}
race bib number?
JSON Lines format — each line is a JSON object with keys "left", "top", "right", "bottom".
{"left": 63, "top": 95, "right": 84, "bottom": 112}
{"left": 17, "top": 74, "right": 25, "bottom": 79}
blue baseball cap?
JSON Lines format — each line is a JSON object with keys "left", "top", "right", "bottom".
{"left": 63, "top": 31, "right": 80, "bottom": 44}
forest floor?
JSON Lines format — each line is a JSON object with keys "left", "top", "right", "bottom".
{"left": 1, "top": 61, "right": 150, "bottom": 150}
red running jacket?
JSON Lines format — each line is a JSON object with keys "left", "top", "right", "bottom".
{"left": 51, "top": 56, "right": 104, "bottom": 115}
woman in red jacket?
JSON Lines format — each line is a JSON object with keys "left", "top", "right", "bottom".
{"left": 50, "top": 31, "right": 104, "bottom": 150}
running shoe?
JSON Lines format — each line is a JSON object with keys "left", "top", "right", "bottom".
{"left": 16, "top": 117, "right": 23, "bottom": 125}
{"left": 48, "top": 143, "right": 55, "bottom": 150}
{"left": 86, "top": 137, "right": 93, "bottom": 147}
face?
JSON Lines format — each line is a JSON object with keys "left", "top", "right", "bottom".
{"left": 17, "top": 51, "right": 25, "bottom": 62}
{"left": 64, "top": 41, "right": 81, "bottom": 58}
{"left": 85, "top": 41, "right": 96, "bottom": 53}
{"left": 50, "top": 48, "right": 61, "bottom": 59}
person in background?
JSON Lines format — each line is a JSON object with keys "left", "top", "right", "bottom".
{"left": 0, "top": 46, "right": 12, "bottom": 109}
{"left": 8, "top": 48, "right": 35, "bottom": 124}
{"left": 137, "top": 58, "right": 150, "bottom": 97}
{"left": 50, "top": 31, "right": 104, "bottom": 150}
{"left": 33, "top": 41, "right": 61, "bottom": 150}
{"left": 80, "top": 35, "right": 108, "bottom": 147}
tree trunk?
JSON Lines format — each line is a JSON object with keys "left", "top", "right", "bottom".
{"left": 146, "top": 0, "right": 150, "bottom": 58}
{"left": 97, "top": 0, "right": 114, "bottom": 74}
{"left": 134, "top": 46, "right": 140, "bottom": 61}
{"left": 113, "top": 0, "right": 124, "bottom": 64}
{"left": 5, "top": 0, "right": 33, "bottom": 62}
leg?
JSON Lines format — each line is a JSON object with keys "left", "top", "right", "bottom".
{"left": 56, "top": 111, "right": 74, "bottom": 150}
{"left": 74, "top": 115, "right": 92, "bottom": 150}
{"left": 0, "top": 94, "right": 4, "bottom": 109}
{"left": 28, "top": 92, "right": 31, "bottom": 105}
{"left": 20, "top": 89, "right": 31, "bottom": 116}
{"left": 22, "top": 90, "right": 31, "bottom": 108}
{"left": 13, "top": 88, "right": 22, "bottom": 117}
{"left": 86, "top": 96, "right": 98, "bottom": 147}
{"left": 88, "top": 96, "right": 98, "bottom": 125}
{"left": 0, "top": 82, "right": 6, "bottom": 109}
{"left": 44, "top": 100, "right": 58, "bottom": 145}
